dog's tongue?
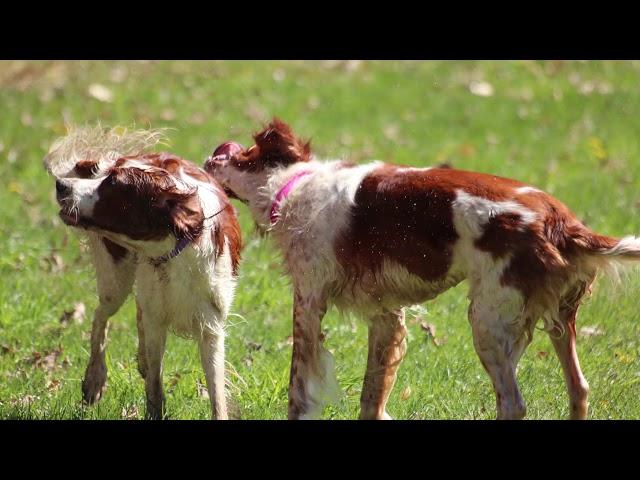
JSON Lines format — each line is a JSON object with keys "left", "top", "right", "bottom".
{"left": 213, "top": 141, "right": 243, "bottom": 159}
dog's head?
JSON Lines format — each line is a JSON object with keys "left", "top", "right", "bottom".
{"left": 205, "top": 118, "right": 311, "bottom": 203}
{"left": 55, "top": 157, "right": 204, "bottom": 252}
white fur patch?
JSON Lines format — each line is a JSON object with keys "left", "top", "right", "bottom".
{"left": 258, "top": 161, "right": 381, "bottom": 291}
{"left": 298, "top": 347, "right": 342, "bottom": 420}
{"left": 452, "top": 189, "right": 537, "bottom": 239}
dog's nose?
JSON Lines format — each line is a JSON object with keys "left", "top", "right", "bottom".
{"left": 55, "top": 180, "right": 70, "bottom": 196}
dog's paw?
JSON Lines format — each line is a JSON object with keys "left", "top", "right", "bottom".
{"left": 82, "top": 361, "right": 107, "bottom": 404}
{"left": 145, "top": 398, "right": 166, "bottom": 420}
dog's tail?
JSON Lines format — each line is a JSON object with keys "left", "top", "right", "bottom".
{"left": 44, "top": 124, "right": 169, "bottom": 177}
{"left": 571, "top": 228, "right": 640, "bottom": 279}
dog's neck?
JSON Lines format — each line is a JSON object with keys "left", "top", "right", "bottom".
{"left": 269, "top": 170, "right": 314, "bottom": 225}
{"left": 247, "top": 162, "right": 318, "bottom": 229}
{"left": 149, "top": 236, "right": 191, "bottom": 266}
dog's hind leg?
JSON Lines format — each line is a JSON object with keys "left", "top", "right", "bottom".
{"left": 140, "top": 308, "right": 168, "bottom": 420}
{"left": 548, "top": 281, "right": 593, "bottom": 420}
{"left": 359, "top": 309, "right": 407, "bottom": 420}
{"left": 82, "top": 235, "right": 135, "bottom": 404}
{"left": 468, "top": 287, "right": 531, "bottom": 420}
{"left": 198, "top": 317, "right": 228, "bottom": 420}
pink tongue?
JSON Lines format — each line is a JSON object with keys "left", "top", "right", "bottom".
{"left": 213, "top": 141, "right": 243, "bottom": 158}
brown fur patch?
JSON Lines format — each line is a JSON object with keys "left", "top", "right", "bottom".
{"left": 336, "top": 164, "right": 620, "bottom": 304}
{"left": 212, "top": 204, "right": 242, "bottom": 276}
{"left": 335, "top": 165, "right": 459, "bottom": 283}
{"left": 74, "top": 160, "right": 99, "bottom": 178}
{"left": 93, "top": 153, "right": 242, "bottom": 271}
{"left": 91, "top": 165, "right": 202, "bottom": 242}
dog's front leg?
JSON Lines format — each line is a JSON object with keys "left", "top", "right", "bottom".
{"left": 198, "top": 327, "right": 228, "bottom": 420}
{"left": 288, "top": 288, "right": 341, "bottom": 420}
{"left": 82, "top": 236, "right": 135, "bottom": 404}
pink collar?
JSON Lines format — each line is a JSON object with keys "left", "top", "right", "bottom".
{"left": 269, "top": 170, "right": 313, "bottom": 224}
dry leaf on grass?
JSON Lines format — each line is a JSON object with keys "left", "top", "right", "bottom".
{"left": 60, "top": 302, "right": 85, "bottom": 326}
{"left": 277, "top": 335, "right": 294, "bottom": 350}
{"left": 46, "top": 379, "right": 61, "bottom": 393}
{"left": 469, "top": 81, "right": 494, "bottom": 97}
{"left": 420, "top": 321, "right": 446, "bottom": 346}
{"left": 87, "top": 83, "right": 114, "bottom": 103}
{"left": 160, "top": 109, "right": 176, "bottom": 121}
{"left": 579, "top": 326, "right": 604, "bottom": 337}
{"left": 47, "top": 252, "right": 65, "bottom": 273}
{"left": 272, "top": 69, "right": 286, "bottom": 82}
{"left": 121, "top": 405, "right": 140, "bottom": 420}
{"left": 26, "top": 347, "right": 64, "bottom": 373}
{"left": 246, "top": 341, "right": 262, "bottom": 352}
{"left": 11, "top": 395, "right": 39, "bottom": 407}
{"left": 196, "top": 379, "right": 209, "bottom": 400}
{"left": 420, "top": 321, "right": 436, "bottom": 337}
{"left": 400, "top": 386, "right": 412, "bottom": 401}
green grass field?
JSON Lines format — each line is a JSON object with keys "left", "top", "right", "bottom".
{"left": 1, "top": 60, "right": 640, "bottom": 419}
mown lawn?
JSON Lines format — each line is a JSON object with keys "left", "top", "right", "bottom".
{"left": 1, "top": 60, "right": 639, "bottom": 419}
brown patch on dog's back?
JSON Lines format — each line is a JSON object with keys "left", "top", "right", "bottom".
{"left": 335, "top": 165, "right": 459, "bottom": 283}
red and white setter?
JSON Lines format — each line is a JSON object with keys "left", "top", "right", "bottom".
{"left": 206, "top": 118, "right": 640, "bottom": 420}
{"left": 45, "top": 127, "right": 241, "bottom": 419}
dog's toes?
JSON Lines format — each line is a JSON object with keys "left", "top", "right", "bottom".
{"left": 82, "top": 363, "right": 108, "bottom": 404}
{"left": 82, "top": 380, "right": 107, "bottom": 404}
{"left": 145, "top": 402, "right": 165, "bottom": 420}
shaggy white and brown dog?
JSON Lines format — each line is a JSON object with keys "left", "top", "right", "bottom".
{"left": 45, "top": 127, "right": 241, "bottom": 419}
{"left": 206, "top": 118, "right": 640, "bottom": 420}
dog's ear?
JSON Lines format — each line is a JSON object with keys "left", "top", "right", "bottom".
{"left": 253, "top": 117, "right": 311, "bottom": 167}
{"left": 156, "top": 183, "right": 204, "bottom": 241}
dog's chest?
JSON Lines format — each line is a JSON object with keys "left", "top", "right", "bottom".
{"left": 135, "top": 255, "right": 213, "bottom": 336}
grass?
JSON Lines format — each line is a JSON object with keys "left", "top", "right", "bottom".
{"left": 1, "top": 60, "right": 640, "bottom": 419}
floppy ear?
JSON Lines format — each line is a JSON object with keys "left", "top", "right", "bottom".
{"left": 253, "top": 117, "right": 312, "bottom": 167}
{"left": 157, "top": 187, "right": 205, "bottom": 241}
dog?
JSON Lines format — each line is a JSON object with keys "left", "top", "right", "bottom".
{"left": 206, "top": 118, "right": 640, "bottom": 420}
{"left": 45, "top": 126, "right": 241, "bottom": 419}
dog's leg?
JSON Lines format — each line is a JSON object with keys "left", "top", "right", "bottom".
{"left": 359, "top": 309, "right": 407, "bottom": 420}
{"left": 141, "top": 310, "right": 168, "bottom": 420}
{"left": 198, "top": 327, "right": 228, "bottom": 420}
{"left": 135, "top": 302, "right": 147, "bottom": 379}
{"left": 548, "top": 283, "right": 592, "bottom": 419}
{"left": 288, "top": 288, "right": 340, "bottom": 420}
{"left": 468, "top": 292, "right": 530, "bottom": 420}
{"left": 82, "top": 235, "right": 135, "bottom": 404}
